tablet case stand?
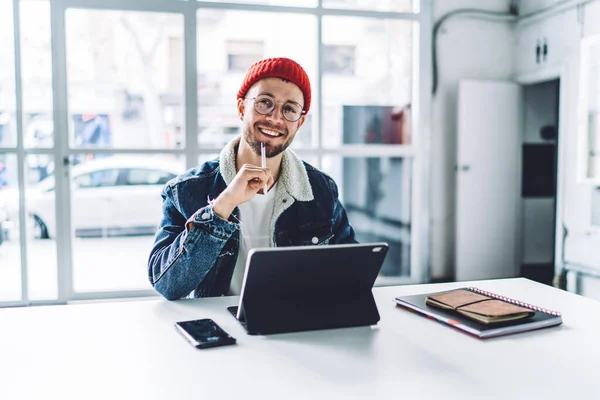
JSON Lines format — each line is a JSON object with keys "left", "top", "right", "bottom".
{"left": 227, "top": 243, "right": 388, "bottom": 335}
{"left": 227, "top": 291, "right": 380, "bottom": 335}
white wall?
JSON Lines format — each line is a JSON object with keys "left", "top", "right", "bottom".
{"left": 431, "top": 0, "right": 514, "bottom": 279}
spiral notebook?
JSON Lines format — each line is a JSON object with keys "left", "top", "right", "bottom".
{"left": 394, "top": 287, "right": 563, "bottom": 338}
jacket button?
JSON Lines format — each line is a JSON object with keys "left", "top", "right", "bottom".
{"left": 201, "top": 212, "right": 210, "bottom": 220}
{"left": 311, "top": 236, "right": 319, "bottom": 244}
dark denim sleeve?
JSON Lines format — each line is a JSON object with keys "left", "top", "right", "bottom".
{"left": 328, "top": 178, "right": 358, "bottom": 245}
{"left": 147, "top": 186, "right": 238, "bottom": 300}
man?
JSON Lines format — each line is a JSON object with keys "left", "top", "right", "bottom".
{"left": 148, "top": 57, "right": 356, "bottom": 300}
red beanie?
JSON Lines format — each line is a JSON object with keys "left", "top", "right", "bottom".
{"left": 237, "top": 57, "right": 311, "bottom": 114}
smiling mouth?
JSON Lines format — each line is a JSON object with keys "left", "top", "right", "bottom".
{"left": 257, "top": 127, "right": 284, "bottom": 138}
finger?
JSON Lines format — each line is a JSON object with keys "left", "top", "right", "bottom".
{"left": 242, "top": 168, "right": 269, "bottom": 183}
{"left": 238, "top": 167, "right": 267, "bottom": 179}
{"left": 247, "top": 174, "right": 268, "bottom": 186}
{"left": 262, "top": 169, "right": 274, "bottom": 188}
{"left": 241, "top": 163, "right": 272, "bottom": 175}
{"left": 240, "top": 163, "right": 266, "bottom": 173}
{"left": 266, "top": 174, "right": 275, "bottom": 188}
{"left": 247, "top": 178, "right": 265, "bottom": 192}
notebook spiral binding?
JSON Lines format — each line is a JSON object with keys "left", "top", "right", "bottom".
{"left": 468, "top": 287, "right": 562, "bottom": 316}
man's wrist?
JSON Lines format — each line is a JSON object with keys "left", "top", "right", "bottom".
{"left": 212, "top": 196, "right": 236, "bottom": 220}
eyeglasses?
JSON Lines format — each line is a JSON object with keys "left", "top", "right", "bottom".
{"left": 245, "top": 94, "right": 305, "bottom": 122}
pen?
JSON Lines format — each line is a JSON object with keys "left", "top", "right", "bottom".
{"left": 261, "top": 142, "right": 268, "bottom": 194}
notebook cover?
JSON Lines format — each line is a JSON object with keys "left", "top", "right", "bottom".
{"left": 459, "top": 299, "right": 532, "bottom": 319}
{"left": 427, "top": 289, "right": 490, "bottom": 309}
{"left": 395, "top": 288, "right": 562, "bottom": 339}
{"left": 427, "top": 289, "right": 533, "bottom": 322}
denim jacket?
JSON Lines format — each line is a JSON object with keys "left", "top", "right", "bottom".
{"left": 148, "top": 137, "right": 357, "bottom": 300}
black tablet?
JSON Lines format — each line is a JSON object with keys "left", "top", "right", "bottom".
{"left": 228, "top": 242, "right": 388, "bottom": 335}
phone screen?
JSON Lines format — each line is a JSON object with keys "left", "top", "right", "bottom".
{"left": 175, "top": 319, "right": 236, "bottom": 349}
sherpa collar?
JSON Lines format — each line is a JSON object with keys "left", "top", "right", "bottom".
{"left": 219, "top": 136, "right": 314, "bottom": 202}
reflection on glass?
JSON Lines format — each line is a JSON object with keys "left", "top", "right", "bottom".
{"left": 24, "top": 155, "right": 57, "bottom": 300}
{"left": 197, "top": 10, "right": 317, "bottom": 149}
{"left": 71, "top": 154, "right": 185, "bottom": 292}
{"left": 342, "top": 105, "right": 411, "bottom": 145}
{"left": 65, "top": 10, "right": 185, "bottom": 149}
{"left": 21, "top": 0, "right": 53, "bottom": 149}
{"left": 0, "top": 0, "right": 16, "bottom": 147}
{"left": 322, "top": 156, "right": 412, "bottom": 277}
{"left": 323, "top": 0, "right": 417, "bottom": 12}
{"left": 322, "top": 17, "right": 414, "bottom": 147}
{"left": 0, "top": 154, "right": 21, "bottom": 301}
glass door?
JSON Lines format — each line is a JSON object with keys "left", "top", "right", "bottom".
{"left": 53, "top": 0, "right": 191, "bottom": 300}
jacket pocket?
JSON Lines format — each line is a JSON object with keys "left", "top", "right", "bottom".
{"left": 288, "top": 221, "right": 334, "bottom": 246}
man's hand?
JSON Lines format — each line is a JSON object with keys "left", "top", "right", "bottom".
{"left": 212, "top": 164, "right": 274, "bottom": 220}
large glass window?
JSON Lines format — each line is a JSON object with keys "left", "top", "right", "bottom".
{"left": 22, "top": 0, "right": 53, "bottom": 150}
{"left": 323, "top": 156, "right": 412, "bottom": 277}
{"left": 1, "top": 0, "right": 425, "bottom": 305}
{"left": 64, "top": 9, "right": 187, "bottom": 294}
{"left": 1, "top": 7, "right": 57, "bottom": 306}
{"left": 0, "top": 1, "right": 20, "bottom": 302}
{"left": 322, "top": 17, "right": 414, "bottom": 148}
{"left": 0, "top": 155, "right": 21, "bottom": 301}
{"left": 65, "top": 9, "right": 185, "bottom": 150}
{"left": 25, "top": 154, "right": 58, "bottom": 300}
{"left": 70, "top": 154, "right": 185, "bottom": 293}
{"left": 0, "top": 0, "right": 16, "bottom": 148}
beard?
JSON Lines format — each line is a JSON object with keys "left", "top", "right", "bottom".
{"left": 242, "top": 122, "right": 294, "bottom": 158}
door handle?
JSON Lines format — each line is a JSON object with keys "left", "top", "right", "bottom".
{"left": 456, "top": 165, "right": 471, "bottom": 172}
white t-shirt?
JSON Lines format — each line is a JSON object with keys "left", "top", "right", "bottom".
{"left": 228, "top": 183, "right": 277, "bottom": 296}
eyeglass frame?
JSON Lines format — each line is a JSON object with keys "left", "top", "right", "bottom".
{"left": 244, "top": 94, "right": 306, "bottom": 123}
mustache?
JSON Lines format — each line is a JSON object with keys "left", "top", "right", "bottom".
{"left": 255, "top": 122, "right": 287, "bottom": 135}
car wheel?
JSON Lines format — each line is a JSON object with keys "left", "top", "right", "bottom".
{"left": 32, "top": 215, "right": 50, "bottom": 239}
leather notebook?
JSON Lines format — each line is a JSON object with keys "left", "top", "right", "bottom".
{"left": 425, "top": 288, "right": 534, "bottom": 324}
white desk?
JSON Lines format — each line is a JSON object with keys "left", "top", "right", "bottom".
{"left": 1, "top": 278, "right": 598, "bottom": 400}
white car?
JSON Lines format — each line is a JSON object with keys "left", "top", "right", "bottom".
{"left": 0, "top": 156, "right": 184, "bottom": 239}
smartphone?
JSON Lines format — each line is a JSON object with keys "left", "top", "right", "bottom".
{"left": 175, "top": 319, "right": 236, "bottom": 349}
